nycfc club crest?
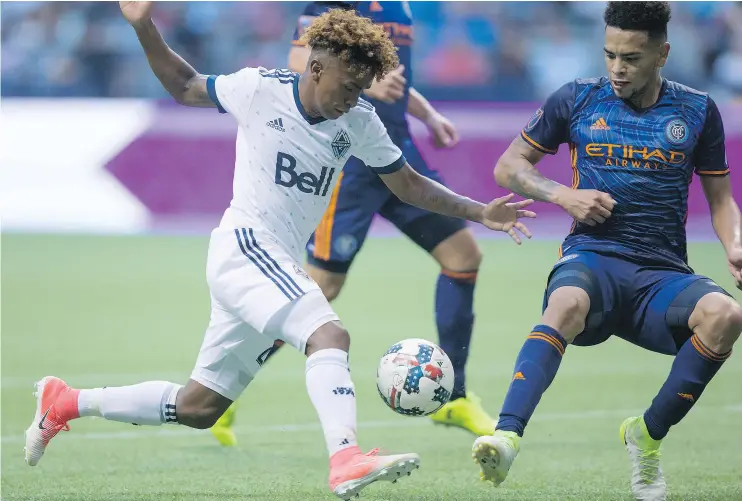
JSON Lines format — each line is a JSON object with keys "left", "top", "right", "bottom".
{"left": 331, "top": 130, "right": 351, "bottom": 160}
{"left": 664, "top": 119, "right": 688, "bottom": 145}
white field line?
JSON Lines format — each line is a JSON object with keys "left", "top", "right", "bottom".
{"left": 2, "top": 404, "right": 740, "bottom": 445}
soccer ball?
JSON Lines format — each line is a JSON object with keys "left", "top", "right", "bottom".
{"left": 376, "top": 338, "right": 454, "bottom": 416}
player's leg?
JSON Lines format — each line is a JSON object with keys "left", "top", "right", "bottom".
{"left": 473, "top": 252, "right": 620, "bottom": 486}
{"left": 264, "top": 288, "right": 420, "bottom": 499}
{"left": 619, "top": 274, "right": 741, "bottom": 500}
{"left": 643, "top": 289, "right": 740, "bottom": 437}
{"left": 379, "top": 136, "right": 491, "bottom": 436}
{"left": 24, "top": 296, "right": 246, "bottom": 466}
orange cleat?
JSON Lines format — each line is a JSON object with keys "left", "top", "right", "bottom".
{"left": 24, "top": 376, "right": 80, "bottom": 466}
{"left": 329, "top": 446, "right": 420, "bottom": 500}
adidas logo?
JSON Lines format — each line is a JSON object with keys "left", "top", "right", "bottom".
{"left": 339, "top": 438, "right": 350, "bottom": 446}
{"left": 267, "top": 117, "right": 285, "bottom": 132}
{"left": 513, "top": 371, "right": 526, "bottom": 381}
{"left": 677, "top": 392, "right": 695, "bottom": 402}
{"left": 590, "top": 117, "right": 610, "bottom": 130}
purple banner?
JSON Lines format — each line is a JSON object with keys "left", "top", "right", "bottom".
{"left": 107, "top": 102, "right": 742, "bottom": 219}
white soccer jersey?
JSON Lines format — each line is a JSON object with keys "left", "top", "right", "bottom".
{"left": 206, "top": 67, "right": 405, "bottom": 257}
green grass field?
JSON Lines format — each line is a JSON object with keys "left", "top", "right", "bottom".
{"left": 2, "top": 234, "right": 741, "bottom": 501}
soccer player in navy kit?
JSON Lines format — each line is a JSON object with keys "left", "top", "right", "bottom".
{"left": 471, "top": 3, "right": 742, "bottom": 500}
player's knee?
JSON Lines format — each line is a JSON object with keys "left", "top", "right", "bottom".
{"left": 304, "top": 320, "right": 350, "bottom": 356}
{"left": 691, "top": 294, "right": 742, "bottom": 351}
{"left": 432, "top": 229, "right": 482, "bottom": 272}
{"left": 542, "top": 287, "right": 591, "bottom": 342}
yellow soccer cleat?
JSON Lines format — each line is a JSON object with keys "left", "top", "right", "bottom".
{"left": 429, "top": 392, "right": 496, "bottom": 437}
{"left": 210, "top": 402, "right": 238, "bottom": 447}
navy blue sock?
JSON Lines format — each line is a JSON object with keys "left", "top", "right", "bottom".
{"left": 644, "top": 334, "right": 731, "bottom": 440}
{"left": 497, "top": 325, "right": 567, "bottom": 437}
{"left": 435, "top": 269, "right": 476, "bottom": 401}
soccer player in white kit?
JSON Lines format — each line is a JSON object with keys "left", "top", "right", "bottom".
{"left": 24, "top": 3, "right": 536, "bottom": 499}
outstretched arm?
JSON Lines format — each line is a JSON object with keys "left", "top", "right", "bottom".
{"left": 120, "top": 1, "right": 212, "bottom": 107}
{"left": 379, "top": 164, "right": 535, "bottom": 244}
{"left": 380, "top": 164, "right": 487, "bottom": 223}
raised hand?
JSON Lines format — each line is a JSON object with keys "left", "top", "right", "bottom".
{"left": 120, "top": 1, "right": 153, "bottom": 27}
{"left": 481, "top": 193, "right": 536, "bottom": 245}
{"left": 365, "top": 65, "right": 406, "bottom": 104}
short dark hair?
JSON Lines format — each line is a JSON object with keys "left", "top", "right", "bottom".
{"left": 604, "top": 2, "right": 671, "bottom": 41}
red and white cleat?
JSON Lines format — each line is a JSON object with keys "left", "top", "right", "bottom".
{"left": 329, "top": 446, "right": 420, "bottom": 500}
{"left": 24, "top": 376, "right": 79, "bottom": 466}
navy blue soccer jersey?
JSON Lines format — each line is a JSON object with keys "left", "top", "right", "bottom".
{"left": 293, "top": 1, "right": 413, "bottom": 129}
{"left": 522, "top": 77, "right": 730, "bottom": 270}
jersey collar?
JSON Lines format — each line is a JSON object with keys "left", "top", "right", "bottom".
{"left": 293, "top": 75, "right": 327, "bottom": 125}
{"left": 621, "top": 78, "right": 668, "bottom": 113}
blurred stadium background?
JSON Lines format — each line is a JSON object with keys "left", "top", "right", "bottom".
{"left": 2, "top": 2, "right": 741, "bottom": 501}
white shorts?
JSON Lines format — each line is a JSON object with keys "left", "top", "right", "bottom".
{"left": 190, "top": 226, "right": 340, "bottom": 401}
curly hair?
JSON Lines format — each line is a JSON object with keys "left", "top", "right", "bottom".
{"left": 299, "top": 8, "right": 399, "bottom": 81}
{"left": 604, "top": 2, "right": 671, "bottom": 40}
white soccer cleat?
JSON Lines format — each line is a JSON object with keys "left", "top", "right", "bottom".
{"left": 472, "top": 430, "right": 520, "bottom": 487}
{"left": 620, "top": 416, "right": 667, "bottom": 501}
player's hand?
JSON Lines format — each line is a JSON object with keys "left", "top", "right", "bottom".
{"left": 481, "top": 194, "right": 536, "bottom": 245}
{"left": 558, "top": 188, "right": 616, "bottom": 226}
{"left": 425, "top": 112, "right": 459, "bottom": 149}
{"left": 727, "top": 247, "right": 742, "bottom": 291}
{"left": 120, "top": 1, "right": 153, "bottom": 27}
{"left": 364, "top": 65, "right": 406, "bottom": 104}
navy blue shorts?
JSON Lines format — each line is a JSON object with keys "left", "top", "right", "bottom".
{"left": 306, "top": 131, "right": 466, "bottom": 273}
{"left": 543, "top": 250, "right": 732, "bottom": 355}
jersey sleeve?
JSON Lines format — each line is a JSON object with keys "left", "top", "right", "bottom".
{"left": 693, "top": 96, "right": 730, "bottom": 177}
{"left": 354, "top": 109, "right": 406, "bottom": 174}
{"left": 292, "top": 2, "right": 356, "bottom": 46}
{"left": 520, "top": 81, "right": 576, "bottom": 155}
{"left": 206, "top": 67, "right": 261, "bottom": 119}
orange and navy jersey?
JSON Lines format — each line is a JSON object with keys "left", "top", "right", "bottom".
{"left": 522, "top": 77, "right": 729, "bottom": 269}
{"left": 293, "top": 1, "right": 413, "bottom": 129}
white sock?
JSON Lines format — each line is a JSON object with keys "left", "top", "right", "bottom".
{"left": 306, "top": 349, "right": 358, "bottom": 457}
{"left": 78, "top": 381, "right": 182, "bottom": 426}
